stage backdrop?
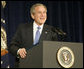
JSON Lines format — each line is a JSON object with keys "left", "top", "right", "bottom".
{"left": 5, "top": 1, "right": 83, "bottom": 68}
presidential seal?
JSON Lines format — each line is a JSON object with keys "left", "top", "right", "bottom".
{"left": 57, "top": 47, "right": 74, "bottom": 68}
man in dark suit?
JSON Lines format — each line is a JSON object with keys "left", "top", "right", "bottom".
{"left": 9, "top": 3, "right": 66, "bottom": 68}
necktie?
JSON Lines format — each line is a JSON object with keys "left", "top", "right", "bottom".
{"left": 34, "top": 26, "right": 41, "bottom": 45}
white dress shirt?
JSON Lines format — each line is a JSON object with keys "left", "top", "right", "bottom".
{"left": 33, "top": 21, "right": 44, "bottom": 43}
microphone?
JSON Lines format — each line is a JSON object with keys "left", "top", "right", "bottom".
{"left": 56, "top": 27, "right": 66, "bottom": 36}
{"left": 52, "top": 27, "right": 66, "bottom": 36}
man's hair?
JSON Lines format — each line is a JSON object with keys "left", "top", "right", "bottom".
{"left": 30, "top": 3, "right": 47, "bottom": 14}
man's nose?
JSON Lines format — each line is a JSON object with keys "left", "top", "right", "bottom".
{"left": 41, "top": 13, "right": 44, "bottom": 16}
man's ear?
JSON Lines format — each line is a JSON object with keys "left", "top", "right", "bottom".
{"left": 31, "top": 13, "right": 34, "bottom": 19}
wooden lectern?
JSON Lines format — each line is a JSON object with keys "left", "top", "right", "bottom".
{"left": 19, "top": 41, "right": 83, "bottom": 68}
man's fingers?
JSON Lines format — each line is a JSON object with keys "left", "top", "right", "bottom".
{"left": 20, "top": 52, "right": 26, "bottom": 58}
{"left": 22, "top": 48, "right": 27, "bottom": 54}
{"left": 18, "top": 48, "right": 27, "bottom": 58}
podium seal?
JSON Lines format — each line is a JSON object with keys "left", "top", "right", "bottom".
{"left": 57, "top": 47, "right": 74, "bottom": 68}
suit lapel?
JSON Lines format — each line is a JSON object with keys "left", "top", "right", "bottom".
{"left": 39, "top": 24, "right": 48, "bottom": 41}
{"left": 26, "top": 23, "right": 33, "bottom": 45}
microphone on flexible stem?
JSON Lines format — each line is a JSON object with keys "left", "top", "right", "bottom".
{"left": 52, "top": 27, "right": 67, "bottom": 41}
{"left": 55, "top": 27, "right": 66, "bottom": 36}
{"left": 52, "top": 27, "right": 66, "bottom": 36}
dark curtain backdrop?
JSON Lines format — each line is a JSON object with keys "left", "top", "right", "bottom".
{"left": 5, "top": 1, "right": 83, "bottom": 68}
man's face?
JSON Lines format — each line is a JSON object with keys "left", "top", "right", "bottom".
{"left": 32, "top": 6, "right": 47, "bottom": 25}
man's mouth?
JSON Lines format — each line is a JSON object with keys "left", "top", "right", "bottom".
{"left": 40, "top": 18, "right": 45, "bottom": 20}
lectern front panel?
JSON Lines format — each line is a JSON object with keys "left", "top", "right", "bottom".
{"left": 43, "top": 41, "right": 83, "bottom": 68}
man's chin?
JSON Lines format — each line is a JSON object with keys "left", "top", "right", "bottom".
{"left": 39, "top": 22, "right": 45, "bottom": 25}
{"left": 40, "top": 21, "right": 46, "bottom": 24}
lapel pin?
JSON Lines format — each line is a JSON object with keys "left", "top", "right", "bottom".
{"left": 45, "top": 31, "right": 47, "bottom": 34}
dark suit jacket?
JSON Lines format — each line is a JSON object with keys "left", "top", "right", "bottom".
{"left": 9, "top": 23, "right": 61, "bottom": 68}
